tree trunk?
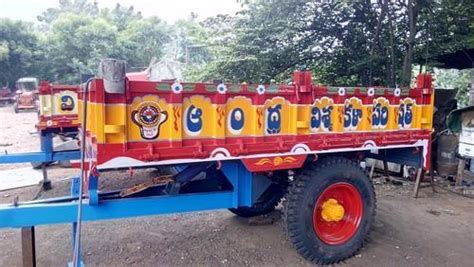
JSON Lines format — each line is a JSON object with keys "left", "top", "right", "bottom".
{"left": 387, "top": 2, "right": 396, "bottom": 87}
{"left": 401, "top": 0, "right": 419, "bottom": 86}
{"left": 369, "top": 0, "right": 388, "bottom": 86}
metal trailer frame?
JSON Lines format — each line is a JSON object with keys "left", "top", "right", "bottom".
{"left": 0, "top": 160, "right": 272, "bottom": 266}
{"left": 0, "top": 131, "right": 81, "bottom": 189}
{"left": 0, "top": 146, "right": 427, "bottom": 266}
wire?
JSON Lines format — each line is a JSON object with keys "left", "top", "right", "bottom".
{"left": 72, "top": 78, "right": 93, "bottom": 267}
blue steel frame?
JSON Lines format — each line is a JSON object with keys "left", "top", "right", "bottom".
{"left": 0, "top": 131, "right": 80, "bottom": 164}
{"left": 0, "top": 158, "right": 268, "bottom": 266}
{"left": 0, "top": 160, "right": 257, "bottom": 228}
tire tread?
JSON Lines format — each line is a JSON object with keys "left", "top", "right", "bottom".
{"left": 283, "top": 156, "right": 376, "bottom": 265}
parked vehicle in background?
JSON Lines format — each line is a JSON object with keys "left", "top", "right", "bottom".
{"left": 0, "top": 86, "right": 15, "bottom": 105}
{"left": 14, "top": 77, "right": 39, "bottom": 113}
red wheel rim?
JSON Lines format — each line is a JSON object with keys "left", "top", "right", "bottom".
{"left": 313, "top": 182, "right": 363, "bottom": 245}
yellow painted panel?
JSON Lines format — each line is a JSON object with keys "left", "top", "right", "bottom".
{"left": 226, "top": 96, "right": 258, "bottom": 136}
{"left": 39, "top": 95, "right": 52, "bottom": 116}
{"left": 371, "top": 97, "right": 391, "bottom": 130}
{"left": 343, "top": 97, "right": 366, "bottom": 131}
{"left": 82, "top": 94, "right": 431, "bottom": 145}
{"left": 127, "top": 95, "right": 179, "bottom": 141}
{"left": 53, "top": 90, "right": 78, "bottom": 115}
{"left": 263, "top": 97, "right": 291, "bottom": 135}
{"left": 309, "top": 97, "right": 335, "bottom": 133}
{"left": 182, "top": 95, "right": 220, "bottom": 139}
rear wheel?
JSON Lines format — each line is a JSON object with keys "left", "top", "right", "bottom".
{"left": 13, "top": 103, "right": 19, "bottom": 113}
{"left": 285, "top": 157, "right": 375, "bottom": 264}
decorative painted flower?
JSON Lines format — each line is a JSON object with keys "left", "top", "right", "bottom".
{"left": 257, "top": 85, "right": 265, "bottom": 95}
{"left": 394, "top": 88, "right": 401, "bottom": 97}
{"left": 338, "top": 87, "right": 346, "bottom": 96}
{"left": 171, "top": 82, "right": 183, "bottom": 94}
{"left": 367, "top": 88, "right": 375, "bottom": 96}
{"left": 217, "top": 83, "right": 227, "bottom": 94}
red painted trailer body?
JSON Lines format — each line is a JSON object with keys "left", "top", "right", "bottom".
{"left": 81, "top": 71, "right": 433, "bottom": 171}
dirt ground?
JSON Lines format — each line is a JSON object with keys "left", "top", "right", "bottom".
{"left": 0, "top": 106, "right": 473, "bottom": 267}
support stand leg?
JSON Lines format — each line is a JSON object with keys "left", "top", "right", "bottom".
{"left": 383, "top": 160, "right": 389, "bottom": 178}
{"left": 69, "top": 177, "right": 84, "bottom": 267}
{"left": 399, "top": 164, "right": 405, "bottom": 178}
{"left": 429, "top": 166, "right": 437, "bottom": 193}
{"left": 40, "top": 132, "right": 53, "bottom": 190}
{"left": 456, "top": 158, "right": 465, "bottom": 187}
{"left": 21, "top": 227, "right": 36, "bottom": 267}
{"left": 413, "top": 168, "right": 424, "bottom": 198}
{"left": 369, "top": 160, "right": 375, "bottom": 179}
{"left": 41, "top": 164, "right": 51, "bottom": 190}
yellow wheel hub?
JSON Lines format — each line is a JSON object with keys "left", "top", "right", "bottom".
{"left": 320, "top": 198, "right": 345, "bottom": 222}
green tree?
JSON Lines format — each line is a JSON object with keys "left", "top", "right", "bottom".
{"left": 197, "top": 0, "right": 474, "bottom": 86}
{"left": 37, "top": 0, "right": 99, "bottom": 30}
{"left": 434, "top": 68, "right": 474, "bottom": 106}
{"left": 35, "top": 1, "right": 169, "bottom": 82}
{"left": 102, "top": 3, "right": 143, "bottom": 31}
{"left": 118, "top": 17, "right": 170, "bottom": 68}
{"left": 45, "top": 13, "right": 120, "bottom": 82}
{"left": 0, "top": 19, "right": 42, "bottom": 87}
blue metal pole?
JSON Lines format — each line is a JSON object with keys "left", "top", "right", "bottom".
{"left": 40, "top": 132, "right": 54, "bottom": 161}
{"left": 0, "top": 191, "right": 235, "bottom": 228}
{"left": 70, "top": 177, "right": 82, "bottom": 267}
{"left": 0, "top": 150, "right": 81, "bottom": 164}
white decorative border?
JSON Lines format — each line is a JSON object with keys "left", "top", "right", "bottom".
{"left": 98, "top": 139, "right": 430, "bottom": 170}
{"left": 210, "top": 147, "right": 231, "bottom": 159}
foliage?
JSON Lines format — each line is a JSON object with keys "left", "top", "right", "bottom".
{"left": 0, "top": 0, "right": 169, "bottom": 84}
{"left": 0, "top": 0, "right": 473, "bottom": 89}
{"left": 195, "top": 0, "right": 474, "bottom": 86}
{"left": 45, "top": 14, "right": 121, "bottom": 82}
{"left": 434, "top": 68, "right": 474, "bottom": 107}
{"left": 179, "top": 15, "right": 235, "bottom": 82}
{"left": 0, "top": 19, "right": 42, "bottom": 86}
{"left": 416, "top": 0, "right": 474, "bottom": 64}
{"left": 118, "top": 17, "right": 170, "bottom": 69}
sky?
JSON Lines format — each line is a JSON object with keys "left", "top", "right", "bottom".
{"left": 0, "top": 0, "right": 242, "bottom": 23}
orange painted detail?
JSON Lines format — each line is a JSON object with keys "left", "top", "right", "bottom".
{"left": 242, "top": 155, "right": 306, "bottom": 172}
{"left": 254, "top": 156, "right": 297, "bottom": 166}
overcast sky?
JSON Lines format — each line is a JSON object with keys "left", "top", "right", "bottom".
{"left": 0, "top": 0, "right": 242, "bottom": 23}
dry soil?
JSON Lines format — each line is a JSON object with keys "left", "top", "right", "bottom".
{"left": 0, "top": 106, "right": 473, "bottom": 266}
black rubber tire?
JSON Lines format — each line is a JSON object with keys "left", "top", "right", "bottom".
{"left": 284, "top": 157, "right": 376, "bottom": 265}
{"left": 13, "top": 103, "right": 19, "bottom": 113}
{"left": 229, "top": 182, "right": 286, "bottom": 218}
